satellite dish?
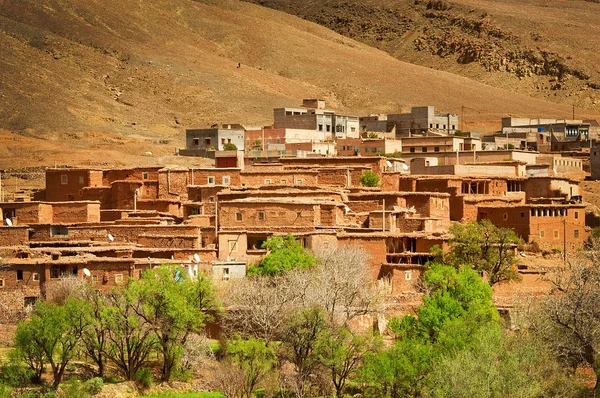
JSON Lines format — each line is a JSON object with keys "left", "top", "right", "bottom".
{"left": 193, "top": 253, "right": 200, "bottom": 263}
{"left": 386, "top": 160, "right": 392, "bottom": 167}
{"left": 5, "top": 218, "right": 12, "bottom": 227}
{"left": 553, "top": 168, "right": 558, "bottom": 175}
{"left": 402, "top": 163, "right": 409, "bottom": 171}
{"left": 107, "top": 233, "right": 114, "bottom": 242}
{"left": 520, "top": 252, "right": 527, "bottom": 258}
{"left": 83, "top": 268, "right": 91, "bottom": 277}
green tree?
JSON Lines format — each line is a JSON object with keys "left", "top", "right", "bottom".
{"left": 316, "top": 328, "right": 378, "bottom": 397}
{"left": 281, "top": 307, "right": 328, "bottom": 398}
{"left": 131, "top": 266, "right": 218, "bottom": 381}
{"left": 225, "top": 336, "right": 277, "bottom": 398}
{"left": 424, "top": 326, "right": 581, "bottom": 398}
{"left": 359, "top": 170, "right": 380, "bottom": 187}
{"left": 247, "top": 234, "right": 315, "bottom": 276}
{"left": 359, "top": 263, "right": 499, "bottom": 396}
{"left": 368, "top": 132, "right": 379, "bottom": 139}
{"left": 440, "top": 219, "right": 521, "bottom": 286}
{"left": 360, "top": 337, "right": 436, "bottom": 398}
{"left": 102, "top": 288, "right": 157, "bottom": 381}
{"left": 81, "top": 290, "right": 109, "bottom": 377}
{"left": 223, "top": 143, "right": 238, "bottom": 150}
{"left": 14, "top": 298, "right": 91, "bottom": 389}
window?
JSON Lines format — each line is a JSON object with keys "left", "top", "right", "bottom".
{"left": 443, "top": 125, "right": 446, "bottom": 129}
{"left": 429, "top": 123, "right": 433, "bottom": 128}
{"left": 326, "top": 125, "right": 331, "bottom": 132}
{"left": 227, "top": 138, "right": 232, "bottom": 144}
{"left": 208, "top": 176, "right": 215, "bottom": 185}
{"left": 554, "top": 230, "right": 559, "bottom": 238}
{"left": 33, "top": 273, "right": 39, "bottom": 281}
{"left": 223, "top": 176, "right": 230, "bottom": 185}
{"left": 50, "top": 266, "right": 60, "bottom": 279}
{"left": 17, "top": 270, "right": 23, "bottom": 281}
{"left": 236, "top": 213, "right": 243, "bottom": 221}
{"left": 296, "top": 179, "right": 303, "bottom": 185}
{"left": 205, "top": 137, "right": 211, "bottom": 146}
{"left": 574, "top": 211, "right": 579, "bottom": 220}
{"left": 422, "top": 147, "right": 427, "bottom": 153}
{"left": 410, "top": 147, "right": 415, "bottom": 153}
{"left": 575, "top": 230, "right": 580, "bottom": 238}
{"left": 405, "top": 270, "right": 412, "bottom": 281}
{"left": 436, "top": 124, "right": 439, "bottom": 128}
{"left": 351, "top": 127, "right": 356, "bottom": 132}
{"left": 452, "top": 125, "right": 455, "bottom": 129}
{"left": 209, "top": 197, "right": 215, "bottom": 203}
{"left": 221, "top": 138, "right": 225, "bottom": 145}
{"left": 79, "top": 176, "right": 84, "bottom": 184}
{"left": 0, "top": 279, "right": 4, "bottom": 288}
{"left": 193, "top": 138, "right": 199, "bottom": 147}
{"left": 143, "top": 172, "right": 149, "bottom": 180}
{"left": 258, "top": 211, "right": 265, "bottom": 221}
{"left": 434, "top": 147, "right": 440, "bottom": 152}
{"left": 503, "top": 213, "right": 508, "bottom": 221}
{"left": 24, "top": 297, "right": 37, "bottom": 307}
{"left": 228, "top": 240, "right": 238, "bottom": 252}
{"left": 521, "top": 212, "right": 525, "bottom": 217}
{"left": 61, "top": 175, "right": 68, "bottom": 184}
{"left": 92, "top": 275, "right": 97, "bottom": 282}
{"left": 318, "top": 124, "right": 323, "bottom": 131}
{"left": 115, "top": 274, "right": 124, "bottom": 284}
{"left": 540, "top": 230, "right": 545, "bottom": 238}
{"left": 265, "top": 179, "right": 272, "bottom": 185}
{"left": 281, "top": 179, "right": 287, "bottom": 184}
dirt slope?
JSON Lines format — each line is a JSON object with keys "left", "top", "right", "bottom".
{"left": 246, "top": 0, "right": 600, "bottom": 112}
{"left": 0, "top": 0, "right": 598, "bottom": 168}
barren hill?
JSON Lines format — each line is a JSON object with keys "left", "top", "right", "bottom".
{"left": 0, "top": 0, "right": 598, "bottom": 168}
{"left": 245, "top": 0, "right": 600, "bottom": 112}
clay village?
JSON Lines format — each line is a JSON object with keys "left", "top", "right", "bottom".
{"left": 0, "top": 99, "right": 595, "bottom": 324}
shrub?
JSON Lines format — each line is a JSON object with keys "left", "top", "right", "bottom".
{"left": 359, "top": 170, "right": 380, "bottom": 187}
{"left": 1, "top": 361, "right": 34, "bottom": 386}
{"left": 61, "top": 378, "right": 91, "bottom": 398}
{"left": 135, "top": 368, "right": 154, "bottom": 389}
{"left": 223, "top": 143, "right": 238, "bottom": 150}
{"left": 0, "top": 384, "right": 11, "bottom": 398}
{"left": 84, "top": 377, "right": 104, "bottom": 395}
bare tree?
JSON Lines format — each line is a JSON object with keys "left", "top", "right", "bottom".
{"left": 312, "top": 245, "right": 385, "bottom": 327}
{"left": 535, "top": 244, "right": 600, "bottom": 394}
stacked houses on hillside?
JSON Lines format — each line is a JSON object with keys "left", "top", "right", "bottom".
{"left": 0, "top": 150, "right": 588, "bottom": 321}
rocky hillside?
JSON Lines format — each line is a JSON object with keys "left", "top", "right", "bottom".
{"left": 246, "top": 0, "right": 600, "bottom": 111}
{"left": 0, "top": 0, "right": 597, "bottom": 168}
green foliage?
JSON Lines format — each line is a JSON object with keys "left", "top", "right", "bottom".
{"left": 1, "top": 351, "right": 35, "bottom": 387}
{"left": 453, "top": 130, "right": 464, "bottom": 136}
{"left": 223, "top": 143, "right": 238, "bottom": 150}
{"left": 131, "top": 266, "right": 218, "bottom": 381}
{"left": 316, "top": 328, "right": 379, "bottom": 397}
{"left": 280, "top": 307, "right": 328, "bottom": 397}
{"left": 0, "top": 384, "right": 10, "bottom": 398}
{"left": 247, "top": 234, "right": 315, "bottom": 276}
{"left": 507, "top": 143, "right": 515, "bottom": 149}
{"left": 14, "top": 298, "right": 91, "bottom": 389}
{"left": 84, "top": 377, "right": 104, "bottom": 395}
{"left": 359, "top": 170, "right": 380, "bottom": 187}
{"left": 135, "top": 368, "right": 154, "bottom": 389}
{"left": 360, "top": 263, "right": 499, "bottom": 397}
{"left": 423, "top": 327, "right": 582, "bottom": 397}
{"left": 226, "top": 337, "right": 277, "bottom": 398}
{"left": 61, "top": 377, "right": 103, "bottom": 398}
{"left": 360, "top": 337, "right": 436, "bottom": 398}
{"left": 385, "top": 151, "right": 403, "bottom": 158}
{"left": 368, "top": 132, "right": 379, "bottom": 138}
{"left": 442, "top": 220, "right": 521, "bottom": 286}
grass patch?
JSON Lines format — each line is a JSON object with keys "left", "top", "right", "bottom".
{"left": 140, "top": 392, "right": 224, "bottom": 398}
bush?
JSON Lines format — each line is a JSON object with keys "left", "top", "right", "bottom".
{"left": 61, "top": 378, "right": 91, "bottom": 398}
{"left": 507, "top": 143, "right": 515, "bottom": 149}
{"left": 223, "top": 143, "right": 238, "bottom": 150}
{"left": 135, "top": 368, "right": 154, "bottom": 389}
{"left": 84, "top": 377, "right": 104, "bottom": 395}
{"left": 1, "top": 361, "right": 34, "bottom": 386}
{"left": 551, "top": 247, "right": 563, "bottom": 254}
{"left": 0, "top": 384, "right": 11, "bottom": 398}
{"left": 359, "top": 170, "right": 380, "bottom": 187}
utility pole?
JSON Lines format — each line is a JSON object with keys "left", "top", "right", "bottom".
{"left": 563, "top": 218, "right": 567, "bottom": 264}
{"left": 382, "top": 199, "right": 386, "bottom": 232}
